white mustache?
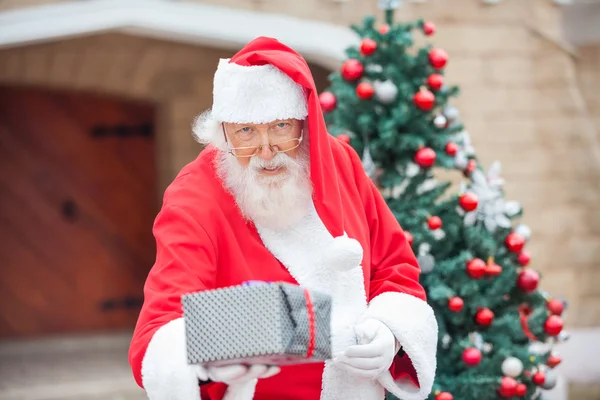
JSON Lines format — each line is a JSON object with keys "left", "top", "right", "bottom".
{"left": 250, "top": 153, "right": 294, "bottom": 171}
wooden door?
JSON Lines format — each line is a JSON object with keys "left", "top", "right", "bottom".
{"left": 0, "top": 85, "right": 158, "bottom": 338}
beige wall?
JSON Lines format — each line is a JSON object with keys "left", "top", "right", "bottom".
{"left": 577, "top": 44, "right": 600, "bottom": 140}
{"left": 0, "top": 0, "right": 599, "bottom": 330}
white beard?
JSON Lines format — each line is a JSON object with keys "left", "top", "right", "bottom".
{"left": 216, "top": 144, "right": 313, "bottom": 231}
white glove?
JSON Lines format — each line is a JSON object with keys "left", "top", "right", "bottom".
{"left": 333, "top": 318, "right": 396, "bottom": 380}
{"left": 203, "top": 364, "right": 280, "bottom": 384}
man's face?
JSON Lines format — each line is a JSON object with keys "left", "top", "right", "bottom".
{"left": 222, "top": 119, "right": 303, "bottom": 175}
{"left": 216, "top": 118, "right": 312, "bottom": 230}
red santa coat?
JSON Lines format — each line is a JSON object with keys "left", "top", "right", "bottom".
{"left": 129, "top": 37, "right": 437, "bottom": 400}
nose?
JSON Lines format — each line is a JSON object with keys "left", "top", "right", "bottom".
{"left": 257, "top": 145, "right": 275, "bottom": 161}
{"left": 256, "top": 132, "right": 275, "bottom": 161}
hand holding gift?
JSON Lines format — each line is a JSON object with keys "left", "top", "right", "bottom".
{"left": 333, "top": 318, "right": 396, "bottom": 380}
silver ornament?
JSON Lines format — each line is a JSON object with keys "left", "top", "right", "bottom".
{"left": 541, "top": 370, "right": 557, "bottom": 390}
{"left": 433, "top": 115, "right": 447, "bottom": 128}
{"left": 482, "top": 343, "right": 493, "bottom": 354}
{"left": 444, "top": 105, "right": 460, "bottom": 122}
{"left": 515, "top": 224, "right": 532, "bottom": 241}
{"left": 374, "top": 80, "right": 398, "bottom": 104}
{"left": 418, "top": 254, "right": 435, "bottom": 273}
{"left": 558, "top": 331, "right": 570, "bottom": 342}
{"left": 362, "top": 146, "right": 377, "bottom": 180}
{"left": 501, "top": 357, "right": 524, "bottom": 378}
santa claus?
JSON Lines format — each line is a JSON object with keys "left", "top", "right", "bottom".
{"left": 128, "top": 37, "right": 438, "bottom": 400}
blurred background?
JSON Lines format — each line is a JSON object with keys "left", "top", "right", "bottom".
{"left": 0, "top": 0, "right": 598, "bottom": 399}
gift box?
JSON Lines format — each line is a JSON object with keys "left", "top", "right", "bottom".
{"left": 181, "top": 281, "right": 332, "bottom": 366}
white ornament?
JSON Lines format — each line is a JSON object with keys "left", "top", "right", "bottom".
{"left": 434, "top": 115, "right": 447, "bottom": 128}
{"left": 431, "top": 229, "right": 446, "bottom": 240}
{"left": 501, "top": 357, "right": 524, "bottom": 378}
{"left": 417, "top": 254, "right": 435, "bottom": 273}
{"left": 482, "top": 343, "right": 493, "bottom": 354}
{"left": 515, "top": 224, "right": 532, "bottom": 241}
{"left": 405, "top": 162, "right": 420, "bottom": 177}
{"left": 504, "top": 201, "right": 522, "bottom": 217}
{"left": 444, "top": 105, "right": 460, "bottom": 122}
{"left": 418, "top": 242, "right": 431, "bottom": 255}
{"left": 442, "top": 333, "right": 452, "bottom": 348}
{"left": 374, "top": 80, "right": 398, "bottom": 104}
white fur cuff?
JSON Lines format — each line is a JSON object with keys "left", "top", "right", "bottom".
{"left": 362, "top": 292, "right": 438, "bottom": 400}
{"left": 212, "top": 58, "right": 308, "bottom": 124}
{"left": 141, "top": 318, "right": 204, "bottom": 400}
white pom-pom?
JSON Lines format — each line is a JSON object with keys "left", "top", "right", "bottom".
{"left": 323, "top": 236, "right": 363, "bottom": 271}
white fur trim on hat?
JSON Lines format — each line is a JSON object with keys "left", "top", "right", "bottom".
{"left": 212, "top": 58, "right": 308, "bottom": 124}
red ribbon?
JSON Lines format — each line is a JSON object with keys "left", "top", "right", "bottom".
{"left": 519, "top": 304, "right": 539, "bottom": 341}
{"left": 303, "top": 288, "right": 316, "bottom": 358}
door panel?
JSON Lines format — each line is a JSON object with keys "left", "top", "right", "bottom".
{"left": 0, "top": 85, "right": 158, "bottom": 338}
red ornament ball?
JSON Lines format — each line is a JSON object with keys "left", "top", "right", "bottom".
{"left": 462, "top": 347, "right": 482, "bottom": 366}
{"left": 544, "top": 315, "right": 564, "bottom": 336}
{"left": 505, "top": 232, "right": 526, "bottom": 253}
{"left": 517, "top": 269, "right": 539, "bottom": 293}
{"left": 448, "top": 296, "right": 464, "bottom": 312}
{"left": 485, "top": 263, "right": 503, "bottom": 277}
{"left": 445, "top": 142, "right": 458, "bottom": 156}
{"left": 427, "top": 74, "right": 444, "bottom": 91}
{"left": 414, "top": 147, "right": 436, "bottom": 168}
{"left": 515, "top": 383, "right": 527, "bottom": 397}
{"left": 319, "top": 92, "right": 337, "bottom": 113}
{"left": 518, "top": 251, "right": 531, "bottom": 267}
{"left": 356, "top": 82, "right": 374, "bottom": 100}
{"left": 498, "top": 377, "right": 518, "bottom": 398}
{"left": 428, "top": 216, "right": 442, "bottom": 230}
{"left": 466, "top": 258, "right": 486, "bottom": 279}
{"left": 547, "top": 298, "right": 564, "bottom": 316}
{"left": 435, "top": 393, "right": 453, "bottom": 400}
{"left": 464, "top": 159, "right": 477, "bottom": 177}
{"left": 360, "top": 38, "right": 378, "bottom": 56}
{"left": 337, "top": 134, "right": 351, "bottom": 144}
{"left": 404, "top": 231, "right": 414, "bottom": 246}
{"left": 414, "top": 89, "right": 435, "bottom": 111}
{"left": 532, "top": 371, "right": 545, "bottom": 385}
{"left": 379, "top": 24, "right": 390, "bottom": 35}
{"left": 429, "top": 48, "right": 449, "bottom": 69}
{"left": 547, "top": 354, "right": 562, "bottom": 368}
{"left": 341, "top": 59, "right": 364, "bottom": 81}
{"left": 475, "top": 308, "right": 495, "bottom": 326}
{"left": 459, "top": 192, "right": 479, "bottom": 212}
{"left": 423, "top": 21, "right": 436, "bottom": 36}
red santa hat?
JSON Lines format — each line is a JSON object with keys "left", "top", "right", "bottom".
{"left": 195, "top": 36, "right": 351, "bottom": 241}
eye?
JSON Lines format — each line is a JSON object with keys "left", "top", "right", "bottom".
{"left": 275, "top": 122, "right": 291, "bottom": 129}
{"left": 237, "top": 127, "right": 253, "bottom": 134}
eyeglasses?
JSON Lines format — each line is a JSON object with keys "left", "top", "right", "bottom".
{"left": 222, "top": 123, "right": 304, "bottom": 158}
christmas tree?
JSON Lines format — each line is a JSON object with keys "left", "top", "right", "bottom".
{"left": 320, "top": 5, "right": 568, "bottom": 400}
